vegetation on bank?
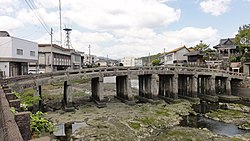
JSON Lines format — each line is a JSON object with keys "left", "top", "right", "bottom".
{"left": 12, "top": 90, "right": 54, "bottom": 138}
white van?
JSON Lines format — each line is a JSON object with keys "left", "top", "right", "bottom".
{"left": 28, "top": 69, "right": 44, "bottom": 74}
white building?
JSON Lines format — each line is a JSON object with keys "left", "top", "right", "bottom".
{"left": 121, "top": 57, "right": 135, "bottom": 66}
{"left": 81, "top": 54, "right": 97, "bottom": 66}
{"left": 135, "top": 58, "right": 143, "bottom": 66}
{"left": 161, "top": 46, "right": 189, "bottom": 65}
{"left": 0, "top": 31, "right": 38, "bottom": 77}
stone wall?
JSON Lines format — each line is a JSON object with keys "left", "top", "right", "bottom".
{"left": 0, "top": 89, "right": 23, "bottom": 141}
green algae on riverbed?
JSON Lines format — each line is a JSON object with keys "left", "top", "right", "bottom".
{"left": 206, "top": 103, "right": 250, "bottom": 131}
{"left": 46, "top": 100, "right": 195, "bottom": 140}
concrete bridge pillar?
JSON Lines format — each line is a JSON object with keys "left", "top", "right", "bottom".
{"left": 151, "top": 74, "right": 158, "bottom": 99}
{"left": 159, "top": 74, "right": 180, "bottom": 100}
{"left": 139, "top": 75, "right": 144, "bottom": 97}
{"left": 138, "top": 74, "right": 158, "bottom": 99}
{"left": 63, "top": 81, "right": 73, "bottom": 106}
{"left": 172, "top": 74, "right": 178, "bottom": 99}
{"left": 116, "top": 75, "right": 133, "bottom": 100}
{"left": 91, "top": 77, "right": 104, "bottom": 102}
{"left": 209, "top": 75, "right": 216, "bottom": 95}
{"left": 38, "top": 85, "right": 43, "bottom": 111}
{"left": 192, "top": 75, "right": 198, "bottom": 98}
{"left": 226, "top": 77, "right": 231, "bottom": 95}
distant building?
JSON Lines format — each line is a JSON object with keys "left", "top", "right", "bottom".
{"left": 82, "top": 54, "right": 97, "bottom": 66}
{"left": 0, "top": 31, "right": 38, "bottom": 77}
{"left": 96, "top": 59, "right": 108, "bottom": 67}
{"left": 135, "top": 58, "right": 143, "bottom": 66}
{"left": 37, "top": 44, "right": 71, "bottom": 72}
{"left": 184, "top": 50, "right": 204, "bottom": 63}
{"left": 121, "top": 57, "right": 135, "bottom": 66}
{"left": 161, "top": 46, "right": 190, "bottom": 65}
{"left": 213, "top": 38, "right": 240, "bottom": 59}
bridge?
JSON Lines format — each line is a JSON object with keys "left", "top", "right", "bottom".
{"left": 0, "top": 66, "right": 247, "bottom": 140}
{"left": 3, "top": 66, "right": 247, "bottom": 105}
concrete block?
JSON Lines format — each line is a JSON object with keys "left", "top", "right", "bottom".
{"left": 15, "top": 111, "right": 31, "bottom": 141}
{"left": 9, "top": 99, "right": 21, "bottom": 109}
{"left": 5, "top": 93, "right": 17, "bottom": 101}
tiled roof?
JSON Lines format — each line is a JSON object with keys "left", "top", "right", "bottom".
{"left": 213, "top": 38, "right": 236, "bottom": 49}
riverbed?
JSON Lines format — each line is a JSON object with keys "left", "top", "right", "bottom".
{"left": 40, "top": 77, "right": 250, "bottom": 141}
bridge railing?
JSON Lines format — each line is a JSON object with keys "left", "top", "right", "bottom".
{"left": 3, "top": 66, "right": 246, "bottom": 83}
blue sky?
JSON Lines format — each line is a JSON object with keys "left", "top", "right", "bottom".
{"left": 0, "top": 0, "right": 250, "bottom": 58}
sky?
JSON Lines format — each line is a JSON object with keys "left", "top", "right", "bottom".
{"left": 0, "top": 0, "right": 250, "bottom": 59}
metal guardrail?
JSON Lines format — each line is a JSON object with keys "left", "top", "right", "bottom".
{"left": 3, "top": 66, "right": 247, "bottom": 83}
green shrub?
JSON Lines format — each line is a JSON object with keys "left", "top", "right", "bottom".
{"left": 30, "top": 111, "right": 54, "bottom": 136}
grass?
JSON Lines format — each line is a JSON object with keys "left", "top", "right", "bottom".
{"left": 73, "top": 91, "right": 89, "bottom": 97}
{"left": 14, "top": 88, "right": 41, "bottom": 107}
{"left": 71, "top": 78, "right": 90, "bottom": 84}
{"left": 128, "top": 121, "right": 141, "bottom": 129}
{"left": 136, "top": 117, "right": 156, "bottom": 126}
{"left": 164, "top": 130, "right": 202, "bottom": 141}
{"left": 155, "top": 107, "right": 170, "bottom": 116}
{"left": 206, "top": 109, "right": 248, "bottom": 120}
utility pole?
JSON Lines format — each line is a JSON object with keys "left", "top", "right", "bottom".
{"left": 88, "top": 44, "right": 91, "bottom": 66}
{"left": 164, "top": 48, "right": 166, "bottom": 66}
{"left": 148, "top": 52, "right": 150, "bottom": 66}
{"left": 59, "top": 0, "right": 62, "bottom": 47}
{"left": 50, "top": 28, "right": 53, "bottom": 72}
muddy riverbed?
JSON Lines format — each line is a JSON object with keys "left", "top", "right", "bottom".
{"left": 39, "top": 79, "right": 250, "bottom": 141}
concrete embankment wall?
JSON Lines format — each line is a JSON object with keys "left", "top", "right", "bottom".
{"left": 0, "top": 89, "right": 23, "bottom": 141}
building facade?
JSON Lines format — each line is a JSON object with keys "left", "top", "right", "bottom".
{"left": 121, "top": 57, "right": 135, "bottom": 66}
{"left": 0, "top": 31, "right": 38, "bottom": 77}
{"left": 161, "top": 46, "right": 189, "bottom": 65}
{"left": 135, "top": 58, "right": 143, "bottom": 66}
{"left": 35, "top": 44, "right": 72, "bottom": 73}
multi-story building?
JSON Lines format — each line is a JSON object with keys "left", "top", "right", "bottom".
{"left": 213, "top": 38, "right": 240, "bottom": 59}
{"left": 0, "top": 31, "right": 38, "bottom": 77}
{"left": 121, "top": 57, "right": 135, "bottom": 66}
{"left": 35, "top": 44, "right": 72, "bottom": 72}
{"left": 135, "top": 58, "right": 143, "bottom": 66}
{"left": 35, "top": 44, "right": 97, "bottom": 72}
{"left": 82, "top": 54, "right": 97, "bottom": 66}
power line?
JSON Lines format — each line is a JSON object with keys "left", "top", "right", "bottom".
{"left": 24, "top": 0, "right": 50, "bottom": 35}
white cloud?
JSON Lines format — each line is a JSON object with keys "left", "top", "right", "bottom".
{"left": 62, "top": 0, "right": 181, "bottom": 30}
{"left": 200, "top": 0, "right": 232, "bottom": 16}
{"left": 0, "top": 16, "right": 23, "bottom": 30}
{"left": 16, "top": 8, "right": 59, "bottom": 26}
{"left": 35, "top": 26, "right": 219, "bottom": 59}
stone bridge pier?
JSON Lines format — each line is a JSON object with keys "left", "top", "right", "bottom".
{"left": 198, "top": 75, "right": 219, "bottom": 95}
{"left": 215, "top": 77, "right": 231, "bottom": 95}
{"left": 116, "top": 75, "right": 133, "bottom": 101}
{"left": 91, "top": 77, "right": 104, "bottom": 102}
{"left": 178, "top": 74, "right": 198, "bottom": 100}
{"left": 138, "top": 74, "right": 158, "bottom": 99}
{"left": 158, "top": 74, "right": 178, "bottom": 100}
{"left": 63, "top": 81, "right": 73, "bottom": 107}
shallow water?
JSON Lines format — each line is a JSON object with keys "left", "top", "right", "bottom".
{"left": 180, "top": 115, "right": 247, "bottom": 136}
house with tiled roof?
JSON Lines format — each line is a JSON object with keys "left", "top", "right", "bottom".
{"left": 160, "top": 46, "right": 190, "bottom": 65}
{"left": 213, "top": 38, "right": 240, "bottom": 59}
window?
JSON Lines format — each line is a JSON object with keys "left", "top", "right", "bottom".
{"left": 17, "top": 49, "right": 23, "bottom": 55}
{"left": 30, "top": 51, "right": 35, "bottom": 57}
{"left": 75, "top": 55, "right": 80, "bottom": 62}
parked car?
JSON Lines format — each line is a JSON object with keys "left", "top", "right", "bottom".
{"left": 28, "top": 70, "right": 44, "bottom": 74}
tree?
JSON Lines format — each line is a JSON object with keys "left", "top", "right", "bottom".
{"left": 234, "top": 24, "right": 250, "bottom": 51}
{"left": 152, "top": 59, "right": 160, "bottom": 66}
{"left": 193, "top": 40, "right": 209, "bottom": 52}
